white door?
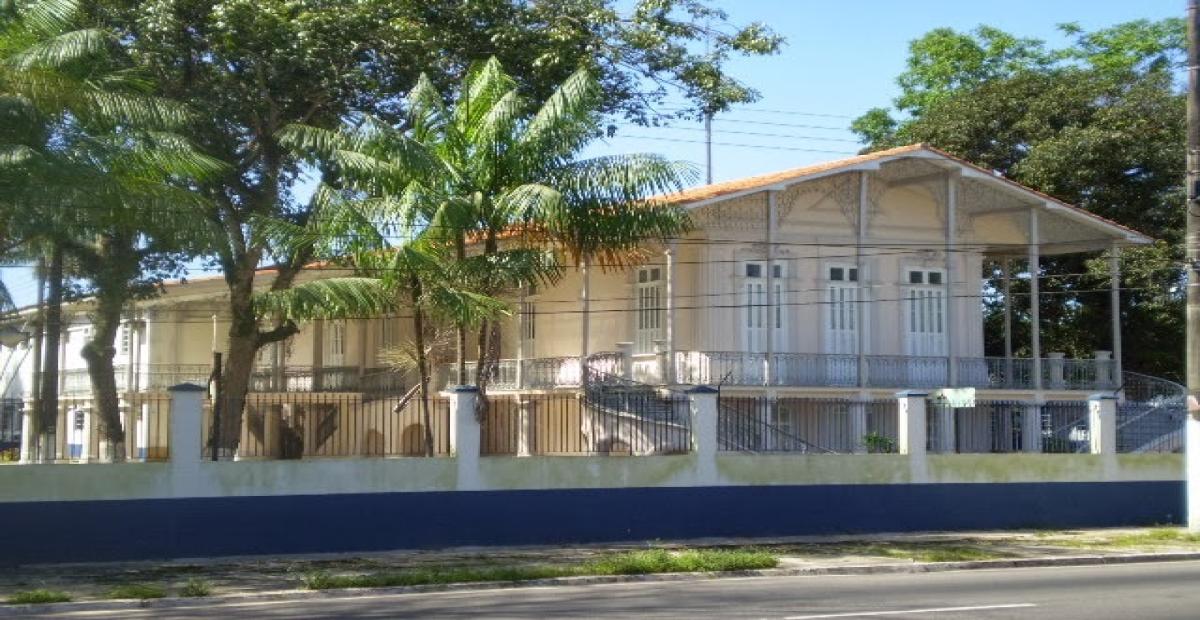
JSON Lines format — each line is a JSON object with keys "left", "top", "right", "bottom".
{"left": 823, "top": 265, "right": 859, "bottom": 385}
{"left": 635, "top": 267, "right": 663, "bottom": 355}
{"left": 324, "top": 320, "right": 346, "bottom": 367}
{"left": 905, "top": 269, "right": 947, "bottom": 386}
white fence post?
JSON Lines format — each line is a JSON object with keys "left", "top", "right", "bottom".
{"left": 168, "top": 383, "right": 206, "bottom": 465}
{"left": 19, "top": 399, "right": 34, "bottom": 463}
{"left": 449, "top": 385, "right": 480, "bottom": 489}
{"left": 896, "top": 390, "right": 927, "bottom": 457}
{"left": 1089, "top": 394, "right": 1117, "bottom": 455}
{"left": 616, "top": 341, "right": 634, "bottom": 379}
{"left": 689, "top": 386, "right": 718, "bottom": 482}
{"left": 849, "top": 398, "right": 868, "bottom": 454}
{"left": 1023, "top": 401, "right": 1043, "bottom": 453}
{"left": 517, "top": 397, "right": 533, "bottom": 457}
{"left": 1047, "top": 352, "right": 1066, "bottom": 389}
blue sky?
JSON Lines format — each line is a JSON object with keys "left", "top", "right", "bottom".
{"left": 0, "top": 0, "right": 1182, "bottom": 307}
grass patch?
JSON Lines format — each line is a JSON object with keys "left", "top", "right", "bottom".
{"left": 831, "top": 543, "right": 1010, "bottom": 563}
{"left": 7, "top": 589, "right": 72, "bottom": 605}
{"left": 1095, "top": 528, "right": 1200, "bottom": 548}
{"left": 179, "top": 579, "right": 211, "bottom": 598}
{"left": 105, "top": 583, "right": 166, "bottom": 600}
{"left": 302, "top": 548, "right": 778, "bottom": 591}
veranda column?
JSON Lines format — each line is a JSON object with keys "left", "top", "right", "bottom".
{"left": 579, "top": 258, "right": 590, "bottom": 364}
{"left": 516, "top": 290, "right": 526, "bottom": 390}
{"left": 765, "top": 191, "right": 777, "bottom": 386}
{"left": 857, "top": 171, "right": 868, "bottom": 388}
{"left": 664, "top": 243, "right": 676, "bottom": 384}
{"left": 1029, "top": 208, "right": 1042, "bottom": 390}
{"left": 945, "top": 172, "right": 958, "bottom": 386}
{"left": 1109, "top": 246, "right": 1123, "bottom": 389}
{"left": 1002, "top": 258, "right": 1014, "bottom": 387}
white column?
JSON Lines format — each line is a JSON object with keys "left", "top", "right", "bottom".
{"left": 1109, "top": 247, "right": 1123, "bottom": 388}
{"left": 765, "top": 191, "right": 777, "bottom": 386}
{"left": 1002, "top": 258, "right": 1014, "bottom": 387}
{"left": 857, "top": 171, "right": 869, "bottom": 388}
{"left": 168, "top": 383, "right": 205, "bottom": 466}
{"left": 517, "top": 398, "right": 533, "bottom": 457}
{"left": 849, "top": 398, "right": 868, "bottom": 454}
{"left": 665, "top": 243, "right": 676, "bottom": 381}
{"left": 516, "top": 291, "right": 526, "bottom": 390}
{"left": 1088, "top": 394, "right": 1117, "bottom": 455}
{"left": 449, "top": 385, "right": 481, "bottom": 490}
{"left": 579, "top": 258, "right": 590, "bottom": 362}
{"left": 946, "top": 172, "right": 958, "bottom": 386}
{"left": 689, "top": 386, "right": 718, "bottom": 483}
{"left": 1029, "top": 209, "right": 1042, "bottom": 390}
{"left": 19, "top": 401, "right": 34, "bottom": 463}
{"left": 1022, "top": 401, "right": 1043, "bottom": 453}
{"left": 895, "top": 390, "right": 928, "bottom": 457}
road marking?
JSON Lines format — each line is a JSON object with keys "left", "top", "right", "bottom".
{"left": 782, "top": 603, "right": 1037, "bottom": 619}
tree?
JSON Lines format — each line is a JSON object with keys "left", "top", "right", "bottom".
{"left": 88, "top": 0, "right": 775, "bottom": 451}
{"left": 852, "top": 19, "right": 1186, "bottom": 380}
{"left": 1, "top": 0, "right": 207, "bottom": 458}
{"left": 284, "top": 59, "right": 693, "bottom": 424}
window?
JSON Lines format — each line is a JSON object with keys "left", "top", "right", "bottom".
{"left": 824, "top": 264, "right": 861, "bottom": 355}
{"left": 324, "top": 320, "right": 346, "bottom": 365}
{"left": 521, "top": 302, "right": 536, "bottom": 342}
{"left": 904, "top": 269, "right": 947, "bottom": 356}
{"left": 635, "top": 267, "right": 663, "bottom": 354}
{"left": 118, "top": 324, "right": 131, "bottom": 356}
{"left": 743, "top": 261, "right": 785, "bottom": 352}
{"left": 908, "top": 269, "right": 944, "bottom": 286}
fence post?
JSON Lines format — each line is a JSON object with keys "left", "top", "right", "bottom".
{"left": 654, "top": 339, "right": 670, "bottom": 384}
{"left": 79, "top": 407, "right": 93, "bottom": 463}
{"left": 517, "top": 397, "right": 533, "bottom": 457}
{"left": 1088, "top": 394, "right": 1117, "bottom": 455}
{"left": 616, "top": 341, "right": 634, "bottom": 379}
{"left": 1093, "top": 350, "right": 1114, "bottom": 388}
{"left": 168, "top": 383, "right": 206, "bottom": 467}
{"left": 449, "top": 385, "right": 480, "bottom": 489}
{"left": 849, "top": 398, "right": 868, "bottom": 454}
{"left": 895, "top": 390, "right": 927, "bottom": 457}
{"left": 1022, "top": 401, "right": 1043, "bottom": 453}
{"left": 688, "top": 385, "right": 718, "bottom": 483}
{"left": 1047, "top": 352, "right": 1066, "bottom": 389}
{"left": 19, "top": 398, "right": 34, "bottom": 463}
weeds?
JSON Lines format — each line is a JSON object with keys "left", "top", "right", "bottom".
{"left": 6, "top": 589, "right": 72, "bottom": 605}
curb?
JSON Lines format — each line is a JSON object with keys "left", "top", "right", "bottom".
{"left": 6, "top": 551, "right": 1200, "bottom": 616}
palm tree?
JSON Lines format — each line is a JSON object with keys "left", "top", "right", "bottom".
{"left": 1, "top": 0, "right": 208, "bottom": 460}
{"left": 283, "top": 58, "right": 694, "bottom": 406}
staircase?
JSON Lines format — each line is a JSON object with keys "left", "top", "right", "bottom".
{"left": 1117, "top": 372, "right": 1186, "bottom": 454}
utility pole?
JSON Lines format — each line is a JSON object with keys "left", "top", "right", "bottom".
{"left": 705, "top": 112, "right": 713, "bottom": 184}
{"left": 1186, "top": 0, "right": 1200, "bottom": 532}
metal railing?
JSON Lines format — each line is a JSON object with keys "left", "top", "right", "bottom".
{"left": 581, "top": 367, "right": 692, "bottom": 454}
{"left": 1116, "top": 372, "right": 1186, "bottom": 453}
{"left": 928, "top": 400, "right": 1026, "bottom": 454}
{"left": 14, "top": 396, "right": 172, "bottom": 463}
{"left": 203, "top": 390, "right": 450, "bottom": 460}
{"left": 718, "top": 396, "right": 895, "bottom": 454}
{"left": 1040, "top": 401, "right": 1091, "bottom": 454}
{"left": 443, "top": 357, "right": 583, "bottom": 390}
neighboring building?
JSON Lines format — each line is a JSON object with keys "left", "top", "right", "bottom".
{"left": 0, "top": 144, "right": 1182, "bottom": 460}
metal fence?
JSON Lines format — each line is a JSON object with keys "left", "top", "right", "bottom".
{"left": 203, "top": 390, "right": 450, "bottom": 460}
{"left": 1040, "top": 400, "right": 1091, "bottom": 454}
{"left": 481, "top": 392, "right": 601, "bottom": 455}
{"left": 930, "top": 400, "right": 1026, "bottom": 454}
{"left": 1117, "top": 401, "right": 1184, "bottom": 453}
{"left": 718, "top": 396, "right": 895, "bottom": 454}
{"left": 0, "top": 398, "right": 21, "bottom": 461}
{"left": 12, "top": 396, "right": 172, "bottom": 463}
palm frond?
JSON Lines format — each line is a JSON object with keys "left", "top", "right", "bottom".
{"left": 253, "top": 277, "right": 397, "bottom": 321}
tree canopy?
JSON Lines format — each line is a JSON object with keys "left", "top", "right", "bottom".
{"left": 852, "top": 18, "right": 1186, "bottom": 380}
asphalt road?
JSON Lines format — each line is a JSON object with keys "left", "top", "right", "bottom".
{"left": 31, "top": 560, "right": 1200, "bottom": 619}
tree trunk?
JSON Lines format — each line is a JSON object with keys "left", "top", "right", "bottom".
{"left": 80, "top": 293, "right": 126, "bottom": 463}
{"left": 37, "top": 245, "right": 63, "bottom": 461}
{"left": 410, "top": 274, "right": 434, "bottom": 457}
{"left": 217, "top": 270, "right": 259, "bottom": 452}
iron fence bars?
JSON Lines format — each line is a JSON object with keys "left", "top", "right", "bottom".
{"left": 483, "top": 392, "right": 628, "bottom": 455}
{"left": 866, "top": 356, "right": 948, "bottom": 389}
{"left": 581, "top": 367, "right": 692, "bottom": 455}
{"left": 1117, "top": 401, "right": 1184, "bottom": 453}
{"left": 203, "top": 390, "right": 450, "bottom": 460}
{"left": 1040, "top": 400, "right": 1091, "bottom": 453}
{"left": 0, "top": 398, "right": 21, "bottom": 460}
{"left": 772, "top": 354, "right": 858, "bottom": 387}
{"left": 717, "top": 396, "right": 891, "bottom": 454}
{"left": 20, "top": 395, "right": 175, "bottom": 464}
{"left": 951, "top": 400, "right": 1025, "bottom": 454}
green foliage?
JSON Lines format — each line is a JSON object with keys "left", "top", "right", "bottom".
{"left": 6, "top": 589, "right": 71, "bottom": 604}
{"left": 105, "top": 583, "right": 166, "bottom": 600}
{"left": 301, "top": 548, "right": 778, "bottom": 590}
{"left": 179, "top": 579, "right": 211, "bottom": 597}
{"left": 853, "top": 18, "right": 1186, "bottom": 379}
{"left": 862, "top": 432, "right": 896, "bottom": 454}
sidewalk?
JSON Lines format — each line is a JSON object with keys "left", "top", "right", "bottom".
{"left": 3, "top": 527, "right": 1200, "bottom": 609}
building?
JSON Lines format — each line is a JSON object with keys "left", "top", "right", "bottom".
{"left": 0, "top": 144, "right": 1183, "bottom": 461}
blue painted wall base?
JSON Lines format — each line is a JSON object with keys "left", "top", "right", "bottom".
{"left": 1, "top": 481, "right": 1182, "bottom": 565}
